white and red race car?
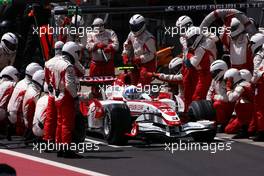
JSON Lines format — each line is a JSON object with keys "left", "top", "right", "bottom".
{"left": 79, "top": 76, "right": 216, "bottom": 145}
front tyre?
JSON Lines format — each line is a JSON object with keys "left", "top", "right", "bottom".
{"left": 103, "top": 104, "right": 132, "bottom": 145}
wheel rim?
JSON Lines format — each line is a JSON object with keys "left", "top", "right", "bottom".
{"left": 104, "top": 112, "right": 111, "bottom": 136}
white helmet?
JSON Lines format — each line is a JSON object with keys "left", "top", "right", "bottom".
{"left": 250, "top": 33, "right": 264, "bottom": 54}
{"left": 25, "top": 63, "right": 42, "bottom": 78}
{"left": 71, "top": 14, "right": 84, "bottom": 26}
{"left": 32, "top": 70, "right": 44, "bottom": 87}
{"left": 55, "top": 41, "right": 64, "bottom": 55}
{"left": 239, "top": 69, "right": 252, "bottom": 82}
{"left": 224, "top": 68, "right": 242, "bottom": 85}
{"left": 123, "top": 85, "right": 141, "bottom": 100}
{"left": 62, "top": 41, "right": 81, "bottom": 64}
{"left": 210, "top": 60, "right": 228, "bottom": 81}
{"left": 176, "top": 15, "right": 193, "bottom": 35}
{"left": 230, "top": 18, "right": 245, "bottom": 38}
{"left": 169, "top": 57, "right": 183, "bottom": 74}
{"left": 0, "top": 66, "right": 19, "bottom": 82}
{"left": 1, "top": 32, "right": 18, "bottom": 54}
{"left": 92, "top": 18, "right": 105, "bottom": 32}
{"left": 185, "top": 26, "right": 203, "bottom": 49}
{"left": 129, "top": 14, "right": 146, "bottom": 36}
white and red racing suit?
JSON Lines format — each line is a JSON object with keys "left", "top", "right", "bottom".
{"left": 248, "top": 50, "right": 264, "bottom": 134}
{"left": 22, "top": 83, "right": 42, "bottom": 129}
{"left": 0, "top": 44, "right": 16, "bottom": 71}
{"left": 50, "top": 56, "right": 78, "bottom": 144}
{"left": 206, "top": 80, "right": 235, "bottom": 125}
{"left": 122, "top": 30, "right": 156, "bottom": 85}
{"left": 225, "top": 81, "right": 254, "bottom": 134}
{"left": 187, "top": 34, "right": 217, "bottom": 101}
{"left": 222, "top": 33, "right": 253, "bottom": 71}
{"left": 86, "top": 29, "right": 119, "bottom": 77}
{"left": 0, "top": 78, "right": 16, "bottom": 121}
{"left": 7, "top": 77, "right": 31, "bottom": 135}
{"left": 43, "top": 55, "right": 85, "bottom": 142}
{"left": 32, "top": 94, "right": 48, "bottom": 137}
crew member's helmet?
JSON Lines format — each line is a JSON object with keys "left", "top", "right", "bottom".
{"left": 250, "top": 33, "right": 264, "bottom": 54}
{"left": 92, "top": 18, "right": 105, "bottom": 33}
{"left": 25, "top": 63, "right": 42, "bottom": 78}
{"left": 210, "top": 60, "right": 228, "bottom": 81}
{"left": 230, "top": 17, "right": 245, "bottom": 38}
{"left": 169, "top": 57, "right": 183, "bottom": 74}
{"left": 62, "top": 41, "right": 81, "bottom": 64}
{"left": 1, "top": 32, "right": 18, "bottom": 54}
{"left": 32, "top": 70, "right": 45, "bottom": 87}
{"left": 129, "top": 14, "right": 146, "bottom": 36}
{"left": 224, "top": 68, "right": 242, "bottom": 85}
{"left": 239, "top": 69, "right": 252, "bottom": 82}
{"left": 0, "top": 66, "right": 19, "bottom": 82}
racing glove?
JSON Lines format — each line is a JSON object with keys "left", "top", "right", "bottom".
{"left": 95, "top": 43, "right": 106, "bottom": 50}
{"left": 104, "top": 45, "right": 114, "bottom": 53}
{"left": 123, "top": 55, "right": 129, "bottom": 65}
{"left": 145, "top": 72, "right": 154, "bottom": 78}
{"left": 132, "top": 57, "right": 141, "bottom": 65}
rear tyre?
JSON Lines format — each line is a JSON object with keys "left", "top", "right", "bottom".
{"left": 103, "top": 104, "right": 132, "bottom": 145}
{"left": 188, "top": 100, "right": 216, "bottom": 121}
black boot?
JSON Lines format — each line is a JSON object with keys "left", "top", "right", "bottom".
{"left": 62, "top": 149, "right": 83, "bottom": 159}
{"left": 252, "top": 131, "right": 264, "bottom": 142}
{"left": 232, "top": 125, "right": 249, "bottom": 139}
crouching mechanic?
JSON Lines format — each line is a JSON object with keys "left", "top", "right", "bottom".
{"left": 0, "top": 66, "right": 19, "bottom": 133}
{"left": 0, "top": 32, "right": 18, "bottom": 70}
{"left": 185, "top": 26, "right": 217, "bottom": 100}
{"left": 7, "top": 63, "right": 42, "bottom": 139}
{"left": 50, "top": 41, "right": 81, "bottom": 158}
{"left": 224, "top": 68, "right": 254, "bottom": 138}
{"left": 207, "top": 60, "right": 234, "bottom": 131}
{"left": 32, "top": 83, "right": 49, "bottom": 138}
{"left": 248, "top": 33, "right": 264, "bottom": 141}
{"left": 22, "top": 70, "right": 44, "bottom": 140}
{"left": 122, "top": 14, "right": 156, "bottom": 85}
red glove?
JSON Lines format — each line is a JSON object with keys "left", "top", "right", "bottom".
{"left": 95, "top": 43, "right": 106, "bottom": 50}
{"left": 153, "top": 73, "right": 160, "bottom": 78}
{"left": 226, "top": 79, "right": 233, "bottom": 91}
{"left": 104, "top": 45, "right": 113, "bottom": 53}
{"left": 123, "top": 55, "right": 129, "bottom": 65}
{"left": 132, "top": 57, "right": 141, "bottom": 65}
{"left": 145, "top": 72, "right": 154, "bottom": 78}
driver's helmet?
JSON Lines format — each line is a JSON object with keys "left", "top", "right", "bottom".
{"left": 123, "top": 85, "right": 141, "bottom": 100}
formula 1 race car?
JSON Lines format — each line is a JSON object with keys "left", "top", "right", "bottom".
{"left": 79, "top": 76, "right": 216, "bottom": 145}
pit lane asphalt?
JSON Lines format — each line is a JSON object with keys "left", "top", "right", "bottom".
{"left": 0, "top": 135, "right": 264, "bottom": 176}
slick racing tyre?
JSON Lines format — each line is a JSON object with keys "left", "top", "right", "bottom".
{"left": 191, "top": 129, "right": 216, "bottom": 142}
{"left": 72, "top": 111, "right": 87, "bottom": 144}
{"left": 188, "top": 100, "right": 216, "bottom": 121}
{"left": 103, "top": 104, "right": 132, "bottom": 145}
